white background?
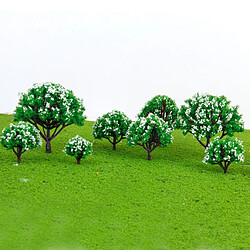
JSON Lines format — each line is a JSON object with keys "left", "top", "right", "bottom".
{"left": 0, "top": 1, "right": 249, "bottom": 128}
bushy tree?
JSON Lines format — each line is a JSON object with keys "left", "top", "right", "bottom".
{"left": 64, "top": 135, "right": 92, "bottom": 164}
{"left": 1, "top": 122, "right": 42, "bottom": 163}
{"left": 93, "top": 110, "right": 131, "bottom": 150}
{"left": 14, "top": 82, "right": 86, "bottom": 153}
{"left": 179, "top": 93, "right": 244, "bottom": 148}
{"left": 127, "top": 114, "right": 173, "bottom": 160}
{"left": 203, "top": 137, "right": 244, "bottom": 173}
{"left": 138, "top": 95, "right": 179, "bottom": 130}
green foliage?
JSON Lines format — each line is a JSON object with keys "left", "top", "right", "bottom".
{"left": 1, "top": 121, "right": 42, "bottom": 151}
{"left": 14, "top": 82, "right": 86, "bottom": 126}
{"left": 13, "top": 82, "right": 86, "bottom": 153}
{"left": 179, "top": 93, "right": 244, "bottom": 148}
{"left": 138, "top": 95, "right": 179, "bottom": 130}
{"left": 64, "top": 135, "right": 92, "bottom": 164}
{"left": 203, "top": 137, "right": 244, "bottom": 173}
{"left": 1, "top": 121, "right": 42, "bottom": 162}
{"left": 92, "top": 110, "right": 131, "bottom": 150}
{"left": 127, "top": 114, "right": 173, "bottom": 160}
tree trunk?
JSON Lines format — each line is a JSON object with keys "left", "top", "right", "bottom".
{"left": 219, "top": 162, "right": 229, "bottom": 174}
{"left": 77, "top": 153, "right": 83, "bottom": 164}
{"left": 17, "top": 146, "right": 22, "bottom": 163}
{"left": 45, "top": 140, "right": 51, "bottom": 153}
{"left": 112, "top": 136, "right": 117, "bottom": 150}
{"left": 223, "top": 162, "right": 230, "bottom": 174}
{"left": 45, "top": 129, "right": 51, "bottom": 153}
{"left": 147, "top": 151, "right": 152, "bottom": 160}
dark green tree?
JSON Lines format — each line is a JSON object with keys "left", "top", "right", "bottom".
{"left": 14, "top": 82, "right": 86, "bottom": 153}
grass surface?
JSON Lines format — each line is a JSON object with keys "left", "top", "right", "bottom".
{"left": 0, "top": 114, "right": 249, "bottom": 249}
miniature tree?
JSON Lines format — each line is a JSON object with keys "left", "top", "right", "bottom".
{"left": 1, "top": 122, "right": 42, "bottom": 163}
{"left": 14, "top": 82, "right": 86, "bottom": 153}
{"left": 138, "top": 95, "right": 179, "bottom": 130}
{"left": 179, "top": 93, "right": 244, "bottom": 149}
{"left": 203, "top": 137, "right": 244, "bottom": 173}
{"left": 64, "top": 135, "right": 92, "bottom": 164}
{"left": 126, "top": 114, "right": 173, "bottom": 160}
{"left": 93, "top": 110, "right": 131, "bottom": 150}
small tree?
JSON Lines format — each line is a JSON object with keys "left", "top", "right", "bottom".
{"left": 93, "top": 110, "right": 131, "bottom": 150}
{"left": 1, "top": 122, "right": 42, "bottom": 163}
{"left": 179, "top": 93, "right": 244, "bottom": 149}
{"left": 64, "top": 135, "right": 92, "bottom": 164}
{"left": 203, "top": 137, "right": 244, "bottom": 173}
{"left": 138, "top": 95, "right": 179, "bottom": 130}
{"left": 127, "top": 114, "right": 173, "bottom": 160}
{"left": 14, "top": 82, "right": 86, "bottom": 153}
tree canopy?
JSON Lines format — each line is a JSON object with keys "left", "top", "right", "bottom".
{"left": 14, "top": 82, "right": 86, "bottom": 153}
{"left": 179, "top": 93, "right": 244, "bottom": 148}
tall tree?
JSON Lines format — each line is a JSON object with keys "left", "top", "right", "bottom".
{"left": 127, "top": 114, "right": 173, "bottom": 160}
{"left": 179, "top": 93, "right": 244, "bottom": 149}
{"left": 93, "top": 110, "right": 131, "bottom": 150}
{"left": 14, "top": 82, "right": 86, "bottom": 153}
{"left": 138, "top": 95, "right": 179, "bottom": 130}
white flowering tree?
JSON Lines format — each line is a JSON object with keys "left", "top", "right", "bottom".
{"left": 93, "top": 110, "right": 131, "bottom": 150}
{"left": 138, "top": 95, "right": 179, "bottom": 130}
{"left": 1, "top": 122, "right": 42, "bottom": 163}
{"left": 14, "top": 82, "right": 86, "bottom": 153}
{"left": 179, "top": 93, "right": 244, "bottom": 149}
{"left": 203, "top": 137, "right": 244, "bottom": 173}
{"left": 127, "top": 114, "right": 173, "bottom": 160}
{"left": 64, "top": 135, "right": 92, "bottom": 164}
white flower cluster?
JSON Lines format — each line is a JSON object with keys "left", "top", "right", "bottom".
{"left": 203, "top": 137, "right": 244, "bottom": 164}
{"left": 16, "top": 82, "right": 85, "bottom": 124}
{"left": 1, "top": 121, "right": 42, "bottom": 151}
{"left": 127, "top": 113, "right": 173, "bottom": 147}
{"left": 93, "top": 110, "right": 131, "bottom": 139}
{"left": 64, "top": 135, "right": 92, "bottom": 159}
{"left": 138, "top": 95, "right": 179, "bottom": 130}
{"left": 179, "top": 93, "right": 244, "bottom": 140}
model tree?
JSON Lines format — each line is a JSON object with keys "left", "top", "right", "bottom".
{"left": 126, "top": 114, "right": 173, "bottom": 160}
{"left": 138, "top": 95, "right": 179, "bottom": 130}
{"left": 203, "top": 137, "right": 244, "bottom": 173}
{"left": 64, "top": 135, "right": 92, "bottom": 164}
{"left": 93, "top": 110, "right": 131, "bottom": 150}
{"left": 179, "top": 93, "right": 244, "bottom": 149}
{"left": 14, "top": 82, "right": 86, "bottom": 153}
{"left": 1, "top": 122, "right": 42, "bottom": 163}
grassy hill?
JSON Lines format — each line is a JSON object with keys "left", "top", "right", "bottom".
{"left": 0, "top": 114, "right": 249, "bottom": 249}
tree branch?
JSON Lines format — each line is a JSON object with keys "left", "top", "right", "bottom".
{"left": 220, "top": 130, "right": 228, "bottom": 139}
{"left": 12, "top": 148, "right": 17, "bottom": 155}
{"left": 107, "top": 137, "right": 113, "bottom": 144}
{"left": 51, "top": 125, "right": 60, "bottom": 138}
{"left": 195, "top": 138, "right": 206, "bottom": 148}
{"left": 116, "top": 136, "right": 126, "bottom": 144}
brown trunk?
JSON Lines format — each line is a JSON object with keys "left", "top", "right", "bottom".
{"left": 77, "top": 153, "right": 83, "bottom": 164}
{"left": 112, "top": 137, "right": 117, "bottom": 150}
{"left": 223, "top": 162, "right": 230, "bottom": 174}
{"left": 17, "top": 146, "right": 22, "bottom": 163}
{"left": 45, "top": 129, "right": 51, "bottom": 153}
{"left": 45, "top": 140, "right": 51, "bottom": 153}
{"left": 147, "top": 151, "right": 152, "bottom": 160}
{"left": 219, "top": 162, "right": 229, "bottom": 174}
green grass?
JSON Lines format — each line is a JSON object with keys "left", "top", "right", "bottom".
{"left": 0, "top": 114, "right": 249, "bottom": 249}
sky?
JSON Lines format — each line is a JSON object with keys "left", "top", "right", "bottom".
{"left": 0, "top": 0, "right": 250, "bottom": 128}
